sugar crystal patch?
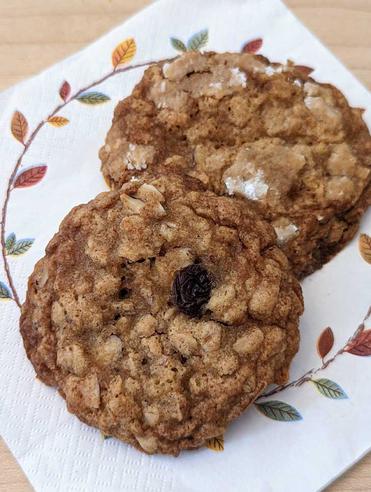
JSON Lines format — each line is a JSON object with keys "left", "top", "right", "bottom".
{"left": 229, "top": 67, "right": 247, "bottom": 88}
{"left": 274, "top": 223, "right": 299, "bottom": 245}
{"left": 225, "top": 171, "right": 268, "bottom": 200}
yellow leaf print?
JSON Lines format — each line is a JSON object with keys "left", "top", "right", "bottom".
{"left": 112, "top": 38, "right": 136, "bottom": 68}
{"left": 47, "top": 116, "right": 70, "bottom": 127}
{"left": 205, "top": 435, "right": 224, "bottom": 452}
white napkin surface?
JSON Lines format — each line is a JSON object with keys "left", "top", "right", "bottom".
{"left": 0, "top": 1, "right": 370, "bottom": 491}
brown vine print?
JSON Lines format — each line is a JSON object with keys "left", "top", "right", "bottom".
{"left": 254, "top": 307, "right": 371, "bottom": 422}
{"left": 0, "top": 30, "right": 370, "bottom": 452}
{"left": 0, "top": 36, "right": 176, "bottom": 307}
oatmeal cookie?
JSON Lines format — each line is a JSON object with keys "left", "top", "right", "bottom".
{"left": 20, "top": 175, "right": 303, "bottom": 455}
{"left": 100, "top": 51, "right": 371, "bottom": 277}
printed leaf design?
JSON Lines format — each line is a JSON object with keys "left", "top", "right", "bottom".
{"left": 14, "top": 165, "right": 47, "bottom": 188}
{"left": 11, "top": 111, "right": 28, "bottom": 144}
{"left": 205, "top": 435, "right": 224, "bottom": 452}
{"left": 312, "top": 378, "right": 347, "bottom": 399}
{"left": 59, "top": 80, "right": 71, "bottom": 102}
{"left": 0, "top": 281, "right": 12, "bottom": 299}
{"left": 5, "top": 232, "right": 34, "bottom": 255}
{"left": 100, "top": 432, "right": 112, "bottom": 440}
{"left": 345, "top": 330, "right": 371, "bottom": 356}
{"left": 255, "top": 400, "right": 302, "bottom": 421}
{"left": 359, "top": 234, "right": 371, "bottom": 264}
{"left": 170, "top": 37, "right": 187, "bottom": 52}
{"left": 76, "top": 92, "right": 111, "bottom": 105}
{"left": 47, "top": 116, "right": 69, "bottom": 127}
{"left": 242, "top": 38, "right": 263, "bottom": 54}
{"left": 8, "top": 238, "right": 34, "bottom": 256}
{"left": 5, "top": 233, "right": 16, "bottom": 253}
{"left": 112, "top": 38, "right": 136, "bottom": 68}
{"left": 295, "top": 65, "right": 314, "bottom": 77}
{"left": 187, "top": 29, "right": 208, "bottom": 51}
{"left": 317, "top": 326, "right": 334, "bottom": 359}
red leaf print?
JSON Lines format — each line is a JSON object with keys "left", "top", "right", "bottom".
{"left": 242, "top": 38, "right": 263, "bottom": 54}
{"left": 295, "top": 65, "right": 314, "bottom": 77}
{"left": 14, "top": 166, "right": 47, "bottom": 188}
{"left": 11, "top": 111, "right": 28, "bottom": 144}
{"left": 317, "top": 327, "right": 334, "bottom": 359}
{"left": 345, "top": 330, "right": 371, "bottom": 356}
{"left": 59, "top": 81, "right": 71, "bottom": 102}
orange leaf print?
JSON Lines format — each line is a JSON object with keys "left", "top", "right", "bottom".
{"left": 112, "top": 38, "right": 136, "bottom": 68}
{"left": 317, "top": 327, "right": 334, "bottom": 359}
{"left": 14, "top": 165, "right": 47, "bottom": 188}
{"left": 359, "top": 234, "right": 371, "bottom": 264}
{"left": 205, "top": 435, "right": 224, "bottom": 452}
{"left": 11, "top": 111, "right": 28, "bottom": 144}
{"left": 47, "top": 116, "right": 70, "bottom": 127}
{"left": 242, "top": 38, "right": 263, "bottom": 54}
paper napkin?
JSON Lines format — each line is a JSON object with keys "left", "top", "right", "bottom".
{"left": 0, "top": 1, "right": 370, "bottom": 490}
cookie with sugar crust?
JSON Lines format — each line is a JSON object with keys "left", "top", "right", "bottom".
{"left": 100, "top": 51, "right": 371, "bottom": 278}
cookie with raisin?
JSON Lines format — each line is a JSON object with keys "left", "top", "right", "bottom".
{"left": 21, "top": 174, "right": 303, "bottom": 455}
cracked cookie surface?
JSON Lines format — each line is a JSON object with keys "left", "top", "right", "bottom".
{"left": 100, "top": 51, "right": 371, "bottom": 277}
{"left": 20, "top": 175, "right": 303, "bottom": 455}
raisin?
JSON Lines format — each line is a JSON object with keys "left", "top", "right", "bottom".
{"left": 171, "top": 263, "right": 212, "bottom": 317}
{"left": 118, "top": 288, "right": 130, "bottom": 299}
